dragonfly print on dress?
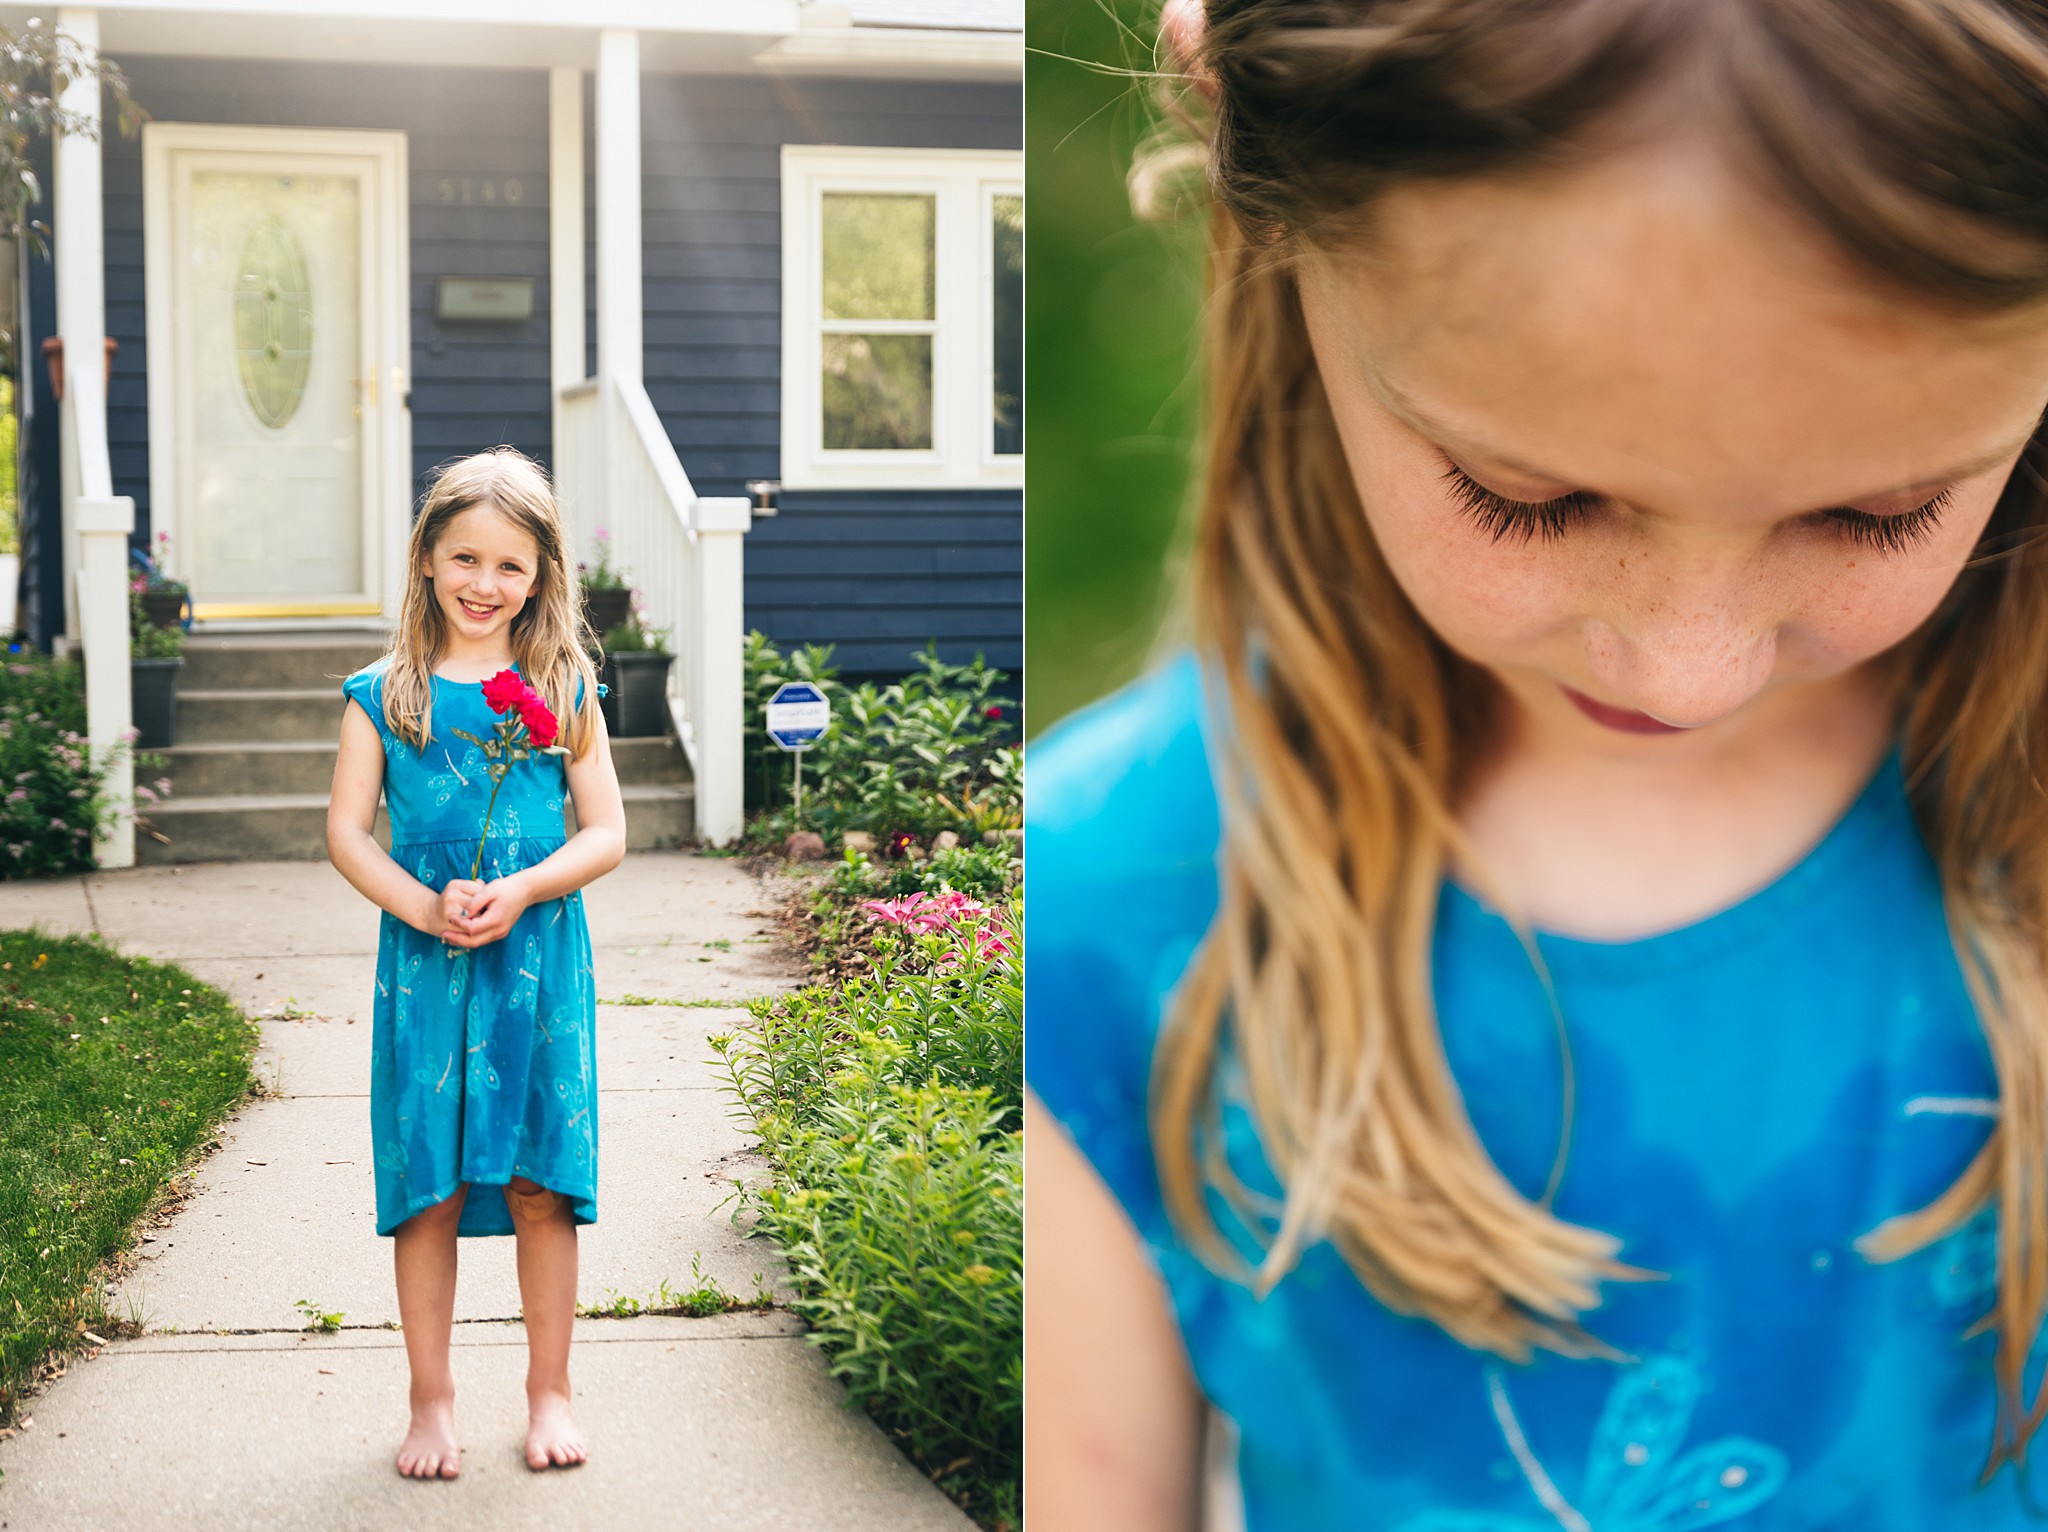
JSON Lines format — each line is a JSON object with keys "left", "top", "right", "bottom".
{"left": 1401, "top": 1357, "right": 1788, "bottom": 1532}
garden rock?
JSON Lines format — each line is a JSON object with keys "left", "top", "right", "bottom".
{"left": 932, "top": 831, "right": 960, "bottom": 852}
{"left": 982, "top": 829, "right": 1024, "bottom": 845}
{"left": 843, "top": 831, "right": 876, "bottom": 855}
{"left": 784, "top": 830, "right": 827, "bottom": 862}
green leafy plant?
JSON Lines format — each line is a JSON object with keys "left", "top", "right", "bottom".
{"left": 0, "top": 22, "right": 146, "bottom": 251}
{"left": 743, "top": 632, "right": 1019, "bottom": 847}
{"left": 831, "top": 844, "right": 1020, "bottom": 902}
{"left": 600, "top": 596, "right": 671, "bottom": 655}
{"left": 716, "top": 902, "right": 1020, "bottom": 1526}
{"left": 295, "top": 1298, "right": 344, "bottom": 1333}
{"left": 576, "top": 1255, "right": 774, "bottom": 1320}
{"left": 0, "top": 650, "right": 122, "bottom": 878}
{"left": 128, "top": 594, "right": 184, "bottom": 659}
{"left": 577, "top": 526, "right": 628, "bottom": 591}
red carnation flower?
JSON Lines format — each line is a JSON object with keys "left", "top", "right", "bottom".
{"left": 481, "top": 669, "right": 527, "bottom": 714}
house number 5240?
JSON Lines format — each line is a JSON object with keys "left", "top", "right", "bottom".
{"left": 436, "top": 179, "right": 525, "bottom": 205}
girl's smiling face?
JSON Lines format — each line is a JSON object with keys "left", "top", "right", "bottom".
{"left": 1296, "top": 138, "right": 2048, "bottom": 751}
{"left": 421, "top": 503, "right": 541, "bottom": 643}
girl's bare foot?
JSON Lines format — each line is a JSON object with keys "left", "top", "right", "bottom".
{"left": 525, "top": 1388, "right": 589, "bottom": 1470}
{"left": 396, "top": 1396, "right": 461, "bottom": 1479}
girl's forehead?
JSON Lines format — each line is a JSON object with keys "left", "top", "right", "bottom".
{"left": 433, "top": 502, "right": 540, "bottom": 558}
{"left": 1300, "top": 141, "right": 2048, "bottom": 514}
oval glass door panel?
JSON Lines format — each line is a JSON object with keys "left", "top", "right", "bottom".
{"left": 184, "top": 169, "right": 363, "bottom": 601}
{"left": 232, "top": 216, "right": 313, "bottom": 429}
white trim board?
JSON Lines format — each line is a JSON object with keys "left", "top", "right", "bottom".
{"left": 142, "top": 122, "right": 412, "bottom": 623}
{"left": 780, "top": 144, "right": 1023, "bottom": 492}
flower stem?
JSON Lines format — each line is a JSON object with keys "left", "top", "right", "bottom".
{"left": 470, "top": 765, "right": 509, "bottom": 881}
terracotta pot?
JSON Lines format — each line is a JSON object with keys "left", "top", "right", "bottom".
{"left": 41, "top": 336, "right": 118, "bottom": 401}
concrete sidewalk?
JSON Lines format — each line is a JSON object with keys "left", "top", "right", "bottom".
{"left": 0, "top": 852, "right": 972, "bottom": 1531}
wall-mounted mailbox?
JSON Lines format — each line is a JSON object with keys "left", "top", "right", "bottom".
{"left": 436, "top": 277, "right": 535, "bottom": 323}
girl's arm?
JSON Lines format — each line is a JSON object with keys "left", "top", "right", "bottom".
{"left": 447, "top": 704, "right": 627, "bottom": 946}
{"left": 1025, "top": 1089, "right": 1207, "bottom": 1532}
{"left": 327, "top": 699, "right": 471, "bottom": 937}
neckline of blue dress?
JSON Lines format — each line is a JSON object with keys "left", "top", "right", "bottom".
{"left": 428, "top": 664, "right": 520, "bottom": 688}
{"left": 1439, "top": 746, "right": 1907, "bottom": 979}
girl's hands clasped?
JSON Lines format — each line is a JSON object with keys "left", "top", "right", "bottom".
{"left": 431, "top": 875, "right": 534, "bottom": 948}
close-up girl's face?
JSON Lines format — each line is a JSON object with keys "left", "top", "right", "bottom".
{"left": 1297, "top": 138, "right": 2048, "bottom": 752}
{"left": 420, "top": 502, "right": 542, "bottom": 643}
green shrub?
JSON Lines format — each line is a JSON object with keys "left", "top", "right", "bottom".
{"left": 0, "top": 651, "right": 118, "bottom": 878}
{"left": 830, "top": 844, "right": 1020, "bottom": 902}
{"left": 743, "top": 632, "right": 1020, "bottom": 846}
{"left": 715, "top": 906, "right": 1021, "bottom": 1527}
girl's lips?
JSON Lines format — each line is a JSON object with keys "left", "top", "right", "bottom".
{"left": 1558, "top": 684, "right": 1688, "bottom": 735}
{"left": 457, "top": 598, "right": 498, "bottom": 619}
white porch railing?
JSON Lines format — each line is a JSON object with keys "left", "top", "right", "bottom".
{"left": 556, "top": 372, "right": 752, "bottom": 845}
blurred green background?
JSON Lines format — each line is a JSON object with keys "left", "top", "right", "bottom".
{"left": 1025, "top": 0, "right": 1208, "bottom": 737}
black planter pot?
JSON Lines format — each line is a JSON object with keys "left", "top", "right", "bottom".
{"left": 132, "top": 656, "right": 183, "bottom": 748}
{"left": 581, "top": 586, "right": 631, "bottom": 642}
{"left": 140, "top": 589, "right": 188, "bottom": 630}
{"left": 602, "top": 650, "right": 675, "bottom": 738}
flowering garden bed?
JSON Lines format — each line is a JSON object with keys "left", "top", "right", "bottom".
{"left": 715, "top": 875, "right": 1021, "bottom": 1529}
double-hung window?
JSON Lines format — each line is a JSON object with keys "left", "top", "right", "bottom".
{"left": 781, "top": 146, "right": 1023, "bottom": 489}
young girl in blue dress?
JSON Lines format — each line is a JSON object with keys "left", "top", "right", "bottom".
{"left": 328, "top": 448, "right": 625, "bottom": 1480}
{"left": 1028, "top": 2, "right": 2048, "bottom": 1526}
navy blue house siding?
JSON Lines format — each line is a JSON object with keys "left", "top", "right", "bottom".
{"left": 638, "top": 73, "right": 1023, "bottom": 679}
{"left": 25, "top": 57, "right": 1020, "bottom": 680}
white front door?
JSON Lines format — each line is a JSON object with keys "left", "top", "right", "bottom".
{"left": 144, "top": 125, "right": 410, "bottom": 621}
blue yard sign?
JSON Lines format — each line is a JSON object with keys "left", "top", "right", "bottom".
{"left": 765, "top": 682, "right": 832, "bottom": 813}
{"left": 765, "top": 682, "right": 831, "bottom": 749}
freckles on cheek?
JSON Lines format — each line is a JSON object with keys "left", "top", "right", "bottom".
{"left": 1371, "top": 509, "right": 1575, "bottom": 657}
{"left": 1792, "top": 558, "right": 1965, "bottom": 667}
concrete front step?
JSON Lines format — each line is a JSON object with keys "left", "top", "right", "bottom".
{"left": 176, "top": 630, "right": 388, "bottom": 692}
{"left": 136, "top": 783, "right": 696, "bottom": 865}
{"left": 160, "top": 735, "right": 692, "bottom": 798}
{"left": 177, "top": 688, "right": 342, "bottom": 745}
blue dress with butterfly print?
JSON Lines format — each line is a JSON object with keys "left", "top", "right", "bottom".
{"left": 342, "top": 656, "right": 605, "bottom": 1238}
{"left": 1028, "top": 653, "right": 2041, "bottom": 1531}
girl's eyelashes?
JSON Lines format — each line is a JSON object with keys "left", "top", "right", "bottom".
{"left": 1439, "top": 460, "right": 1598, "bottom": 544}
{"left": 1437, "top": 457, "right": 1957, "bottom": 553}
{"left": 1819, "top": 487, "right": 1954, "bottom": 553}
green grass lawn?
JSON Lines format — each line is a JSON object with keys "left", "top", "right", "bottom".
{"left": 0, "top": 930, "right": 259, "bottom": 1420}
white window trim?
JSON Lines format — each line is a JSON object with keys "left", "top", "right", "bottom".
{"left": 781, "top": 144, "right": 1023, "bottom": 492}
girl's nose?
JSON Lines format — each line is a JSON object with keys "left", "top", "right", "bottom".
{"left": 1584, "top": 606, "right": 1779, "bottom": 729}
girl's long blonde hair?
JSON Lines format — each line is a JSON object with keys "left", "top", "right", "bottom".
{"left": 1150, "top": 0, "right": 2048, "bottom": 1474}
{"left": 377, "top": 448, "right": 603, "bottom": 761}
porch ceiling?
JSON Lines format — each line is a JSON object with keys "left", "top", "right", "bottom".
{"left": 0, "top": 0, "right": 1018, "bottom": 79}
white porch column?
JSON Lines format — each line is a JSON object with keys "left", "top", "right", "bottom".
{"left": 594, "top": 29, "right": 641, "bottom": 386}
{"left": 549, "top": 64, "right": 590, "bottom": 552}
{"left": 55, "top": 7, "right": 106, "bottom": 644}
{"left": 690, "top": 497, "right": 752, "bottom": 845}
{"left": 55, "top": 8, "right": 134, "bottom": 869}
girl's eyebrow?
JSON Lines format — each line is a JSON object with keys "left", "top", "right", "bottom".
{"left": 1384, "top": 386, "right": 2033, "bottom": 508}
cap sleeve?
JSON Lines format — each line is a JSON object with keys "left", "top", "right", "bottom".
{"left": 573, "top": 673, "right": 609, "bottom": 710}
{"left": 341, "top": 665, "right": 382, "bottom": 723}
